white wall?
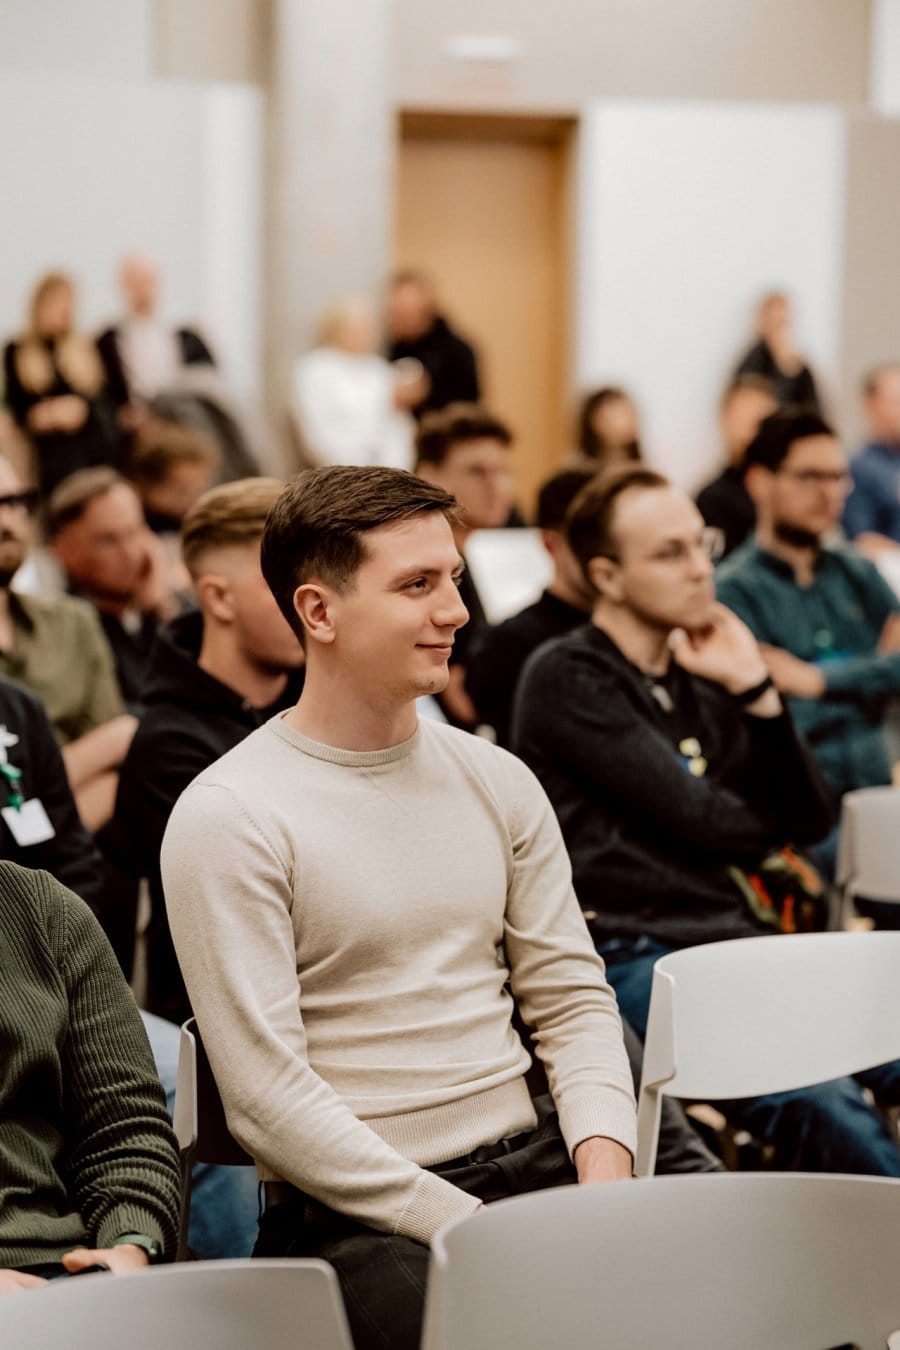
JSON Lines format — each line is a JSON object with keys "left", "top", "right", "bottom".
{"left": 0, "top": 74, "right": 263, "bottom": 401}
{"left": 576, "top": 101, "right": 847, "bottom": 491}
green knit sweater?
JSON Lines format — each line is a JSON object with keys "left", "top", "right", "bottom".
{"left": 0, "top": 862, "right": 180, "bottom": 1266}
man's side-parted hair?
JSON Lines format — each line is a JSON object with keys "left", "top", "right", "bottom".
{"left": 46, "top": 466, "right": 130, "bottom": 538}
{"left": 742, "top": 406, "right": 836, "bottom": 474}
{"left": 261, "top": 465, "right": 458, "bottom": 640}
{"left": 181, "top": 477, "right": 286, "bottom": 577}
{"left": 566, "top": 463, "right": 670, "bottom": 582}
{"left": 415, "top": 403, "right": 512, "bottom": 469}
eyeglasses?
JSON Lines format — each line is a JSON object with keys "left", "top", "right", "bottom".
{"left": 776, "top": 469, "right": 852, "bottom": 490}
{"left": 0, "top": 490, "right": 38, "bottom": 514}
{"left": 600, "top": 526, "right": 724, "bottom": 567}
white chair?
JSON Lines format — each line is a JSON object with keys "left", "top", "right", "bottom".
{"left": 0, "top": 1259, "right": 354, "bottom": 1350}
{"left": 422, "top": 1172, "right": 900, "bottom": 1350}
{"left": 636, "top": 930, "right": 900, "bottom": 1175}
{"left": 837, "top": 785, "right": 900, "bottom": 921}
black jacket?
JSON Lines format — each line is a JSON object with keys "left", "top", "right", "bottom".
{"left": 0, "top": 675, "right": 103, "bottom": 910}
{"left": 467, "top": 592, "right": 588, "bottom": 747}
{"left": 108, "top": 610, "right": 303, "bottom": 1021}
{"left": 389, "top": 316, "right": 480, "bottom": 415}
{"left": 513, "top": 626, "right": 833, "bottom": 949}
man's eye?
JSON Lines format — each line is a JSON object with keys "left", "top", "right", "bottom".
{"left": 407, "top": 578, "right": 429, "bottom": 591}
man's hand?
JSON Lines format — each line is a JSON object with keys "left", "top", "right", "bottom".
{"left": 573, "top": 1136, "right": 633, "bottom": 1185}
{"left": 62, "top": 1245, "right": 149, "bottom": 1276}
{"left": 671, "top": 605, "right": 769, "bottom": 695}
{"left": 878, "top": 613, "right": 900, "bottom": 654}
{"left": 133, "top": 530, "right": 181, "bottom": 622}
{"left": 759, "top": 645, "right": 826, "bottom": 699}
{"left": 0, "top": 1269, "right": 47, "bottom": 1297}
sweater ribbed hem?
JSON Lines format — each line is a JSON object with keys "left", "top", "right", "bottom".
{"left": 557, "top": 1091, "right": 638, "bottom": 1165}
{"left": 267, "top": 715, "right": 421, "bottom": 767}
{"left": 95, "top": 1205, "right": 170, "bottom": 1257}
{"left": 396, "top": 1170, "right": 483, "bottom": 1246}
{"left": 365, "top": 1077, "right": 538, "bottom": 1167}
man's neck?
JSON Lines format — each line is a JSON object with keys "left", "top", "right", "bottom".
{"left": 197, "top": 631, "right": 289, "bottom": 710}
{"left": 283, "top": 665, "right": 418, "bottom": 751}
{"left": 547, "top": 575, "right": 591, "bottom": 614}
{"left": 755, "top": 523, "right": 818, "bottom": 586}
{"left": 592, "top": 604, "right": 671, "bottom": 676}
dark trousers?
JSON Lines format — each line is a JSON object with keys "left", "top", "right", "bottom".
{"left": 254, "top": 1103, "right": 576, "bottom": 1350}
{"left": 601, "top": 936, "right": 900, "bottom": 1175}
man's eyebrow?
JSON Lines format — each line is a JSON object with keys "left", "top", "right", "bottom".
{"left": 391, "top": 557, "right": 466, "bottom": 585}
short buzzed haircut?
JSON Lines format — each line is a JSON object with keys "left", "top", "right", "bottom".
{"left": 261, "top": 466, "right": 457, "bottom": 641}
{"left": 742, "top": 407, "right": 836, "bottom": 474}
{"left": 536, "top": 468, "right": 597, "bottom": 531}
{"left": 46, "top": 466, "right": 130, "bottom": 538}
{"left": 181, "top": 477, "right": 285, "bottom": 578}
{"left": 566, "top": 463, "right": 670, "bottom": 581}
{"left": 415, "top": 403, "right": 512, "bottom": 469}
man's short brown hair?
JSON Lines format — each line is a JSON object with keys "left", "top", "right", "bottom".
{"left": 46, "top": 466, "right": 130, "bottom": 538}
{"left": 566, "top": 463, "right": 670, "bottom": 582}
{"left": 415, "top": 403, "right": 512, "bottom": 469}
{"left": 181, "top": 477, "right": 285, "bottom": 577}
{"left": 130, "top": 421, "right": 220, "bottom": 487}
{"left": 261, "top": 465, "right": 457, "bottom": 640}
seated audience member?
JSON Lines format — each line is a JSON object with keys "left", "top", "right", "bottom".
{"left": 386, "top": 271, "right": 480, "bottom": 416}
{"left": 843, "top": 364, "right": 900, "bottom": 553}
{"left": 162, "top": 465, "right": 637, "bottom": 1350}
{"left": 415, "top": 404, "right": 516, "bottom": 727}
{"left": 516, "top": 465, "right": 900, "bottom": 1176}
{"left": 129, "top": 420, "right": 220, "bottom": 536}
{"left": 292, "top": 299, "right": 416, "bottom": 470}
{"left": 467, "top": 467, "right": 597, "bottom": 746}
{"left": 575, "top": 387, "right": 642, "bottom": 468}
{"left": 0, "top": 457, "right": 134, "bottom": 831}
{"left": 735, "top": 291, "right": 821, "bottom": 410}
{"left": 3, "top": 273, "right": 120, "bottom": 499}
{"left": 47, "top": 467, "right": 188, "bottom": 709}
{"left": 695, "top": 376, "right": 778, "bottom": 557}
{"left": 97, "top": 254, "right": 257, "bottom": 482}
{"left": 0, "top": 685, "right": 256, "bottom": 1263}
{"left": 108, "top": 478, "right": 305, "bottom": 1025}
{"left": 716, "top": 408, "right": 900, "bottom": 811}
{"left": 0, "top": 862, "right": 180, "bottom": 1293}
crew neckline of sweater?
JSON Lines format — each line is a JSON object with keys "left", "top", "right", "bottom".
{"left": 268, "top": 713, "right": 421, "bottom": 767}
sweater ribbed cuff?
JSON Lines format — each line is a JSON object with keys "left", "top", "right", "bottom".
{"left": 95, "top": 1206, "right": 171, "bottom": 1258}
{"left": 394, "top": 1170, "right": 483, "bottom": 1247}
{"left": 557, "top": 1091, "right": 638, "bottom": 1166}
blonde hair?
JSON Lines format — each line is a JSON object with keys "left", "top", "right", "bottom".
{"left": 14, "top": 271, "right": 104, "bottom": 398}
{"left": 130, "top": 421, "right": 219, "bottom": 485}
{"left": 181, "top": 477, "right": 285, "bottom": 577}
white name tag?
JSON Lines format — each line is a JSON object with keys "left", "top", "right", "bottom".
{"left": 2, "top": 798, "right": 56, "bottom": 847}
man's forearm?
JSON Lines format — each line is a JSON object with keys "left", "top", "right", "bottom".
{"left": 62, "top": 714, "right": 138, "bottom": 790}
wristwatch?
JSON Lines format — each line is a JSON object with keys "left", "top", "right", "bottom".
{"left": 113, "top": 1233, "right": 163, "bottom": 1264}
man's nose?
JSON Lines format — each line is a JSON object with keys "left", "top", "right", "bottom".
{"left": 435, "top": 580, "right": 469, "bottom": 630}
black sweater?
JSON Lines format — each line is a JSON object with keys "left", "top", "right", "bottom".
{"left": 513, "top": 626, "right": 834, "bottom": 949}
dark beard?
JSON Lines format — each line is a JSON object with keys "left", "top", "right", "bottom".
{"left": 774, "top": 521, "right": 821, "bottom": 551}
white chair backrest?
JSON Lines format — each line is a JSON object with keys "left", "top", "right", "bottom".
{"left": 423, "top": 1173, "right": 900, "bottom": 1350}
{"left": 0, "top": 1259, "right": 354, "bottom": 1350}
{"left": 637, "top": 931, "right": 900, "bottom": 1174}
{"left": 172, "top": 1019, "right": 198, "bottom": 1154}
{"left": 837, "top": 785, "right": 900, "bottom": 904}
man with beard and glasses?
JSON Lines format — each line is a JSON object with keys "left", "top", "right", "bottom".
{"left": 717, "top": 408, "right": 900, "bottom": 916}
{"left": 0, "top": 457, "right": 134, "bottom": 832}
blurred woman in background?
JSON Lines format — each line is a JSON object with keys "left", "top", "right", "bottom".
{"left": 4, "top": 272, "right": 119, "bottom": 498}
{"left": 575, "top": 386, "right": 642, "bottom": 468}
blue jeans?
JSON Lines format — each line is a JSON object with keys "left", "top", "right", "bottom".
{"left": 142, "top": 1012, "right": 260, "bottom": 1258}
{"left": 599, "top": 937, "right": 900, "bottom": 1176}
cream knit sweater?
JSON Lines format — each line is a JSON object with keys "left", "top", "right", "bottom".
{"left": 162, "top": 715, "right": 635, "bottom": 1245}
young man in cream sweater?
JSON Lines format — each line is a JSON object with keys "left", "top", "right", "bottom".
{"left": 161, "top": 465, "right": 636, "bottom": 1350}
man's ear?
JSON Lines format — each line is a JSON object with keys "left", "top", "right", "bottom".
{"left": 293, "top": 582, "right": 336, "bottom": 646}
{"left": 743, "top": 463, "right": 769, "bottom": 509}
{"left": 195, "top": 572, "right": 235, "bottom": 623}
{"left": 588, "top": 555, "right": 622, "bottom": 603}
